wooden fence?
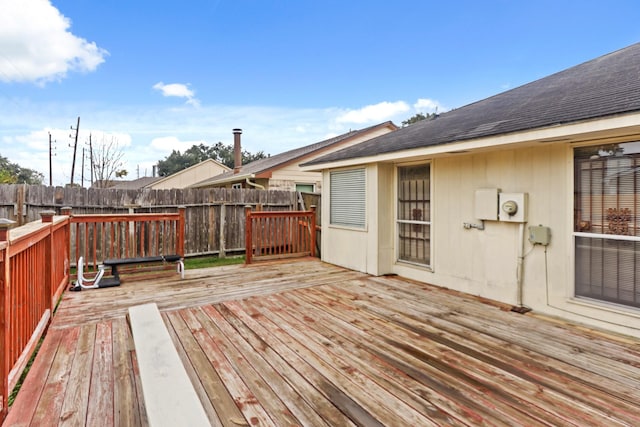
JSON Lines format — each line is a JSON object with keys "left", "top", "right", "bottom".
{"left": 0, "top": 184, "right": 319, "bottom": 258}
{"left": 0, "top": 212, "right": 69, "bottom": 420}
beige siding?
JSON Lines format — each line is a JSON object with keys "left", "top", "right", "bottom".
{"left": 151, "top": 161, "right": 229, "bottom": 189}
{"left": 322, "top": 143, "right": 640, "bottom": 338}
{"left": 265, "top": 125, "right": 395, "bottom": 192}
{"left": 269, "top": 166, "right": 322, "bottom": 192}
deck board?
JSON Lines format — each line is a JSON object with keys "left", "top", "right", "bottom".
{"left": 111, "top": 319, "right": 141, "bottom": 427}
{"left": 85, "top": 322, "right": 115, "bottom": 427}
{"left": 30, "top": 326, "right": 80, "bottom": 426}
{"left": 215, "top": 302, "right": 354, "bottom": 427}
{"left": 163, "top": 312, "right": 226, "bottom": 427}
{"left": 6, "top": 327, "right": 63, "bottom": 427}
{"left": 59, "top": 324, "right": 94, "bottom": 426}
{"left": 5, "top": 258, "right": 640, "bottom": 426}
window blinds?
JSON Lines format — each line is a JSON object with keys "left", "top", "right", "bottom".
{"left": 330, "top": 169, "right": 365, "bottom": 228}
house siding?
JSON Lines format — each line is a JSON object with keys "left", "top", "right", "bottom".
{"left": 321, "top": 142, "right": 640, "bottom": 338}
{"left": 268, "top": 167, "right": 323, "bottom": 192}
{"left": 151, "top": 161, "right": 229, "bottom": 190}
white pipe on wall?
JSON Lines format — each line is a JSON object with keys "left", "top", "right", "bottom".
{"left": 516, "top": 222, "right": 526, "bottom": 307}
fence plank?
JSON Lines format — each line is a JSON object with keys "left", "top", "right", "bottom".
{"left": 0, "top": 184, "right": 306, "bottom": 258}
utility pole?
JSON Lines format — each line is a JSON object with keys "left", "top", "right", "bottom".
{"left": 48, "top": 132, "right": 54, "bottom": 186}
{"left": 69, "top": 116, "right": 80, "bottom": 186}
{"left": 81, "top": 146, "right": 85, "bottom": 187}
{"left": 88, "top": 133, "right": 94, "bottom": 186}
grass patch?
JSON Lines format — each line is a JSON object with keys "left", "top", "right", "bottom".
{"left": 8, "top": 337, "right": 43, "bottom": 407}
{"left": 184, "top": 255, "right": 245, "bottom": 269}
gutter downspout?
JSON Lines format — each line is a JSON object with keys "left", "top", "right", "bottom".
{"left": 245, "top": 178, "right": 265, "bottom": 190}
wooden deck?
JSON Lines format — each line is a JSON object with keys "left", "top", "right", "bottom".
{"left": 5, "top": 258, "right": 640, "bottom": 426}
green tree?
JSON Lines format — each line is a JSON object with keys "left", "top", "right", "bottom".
{"left": 401, "top": 112, "right": 438, "bottom": 127}
{"left": 157, "top": 142, "right": 267, "bottom": 176}
{"left": 0, "top": 169, "right": 16, "bottom": 184}
{"left": 0, "top": 154, "right": 44, "bottom": 184}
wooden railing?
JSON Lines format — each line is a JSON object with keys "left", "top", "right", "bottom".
{"left": 68, "top": 207, "right": 186, "bottom": 273}
{"left": 245, "top": 206, "right": 316, "bottom": 264}
{"left": 0, "top": 211, "right": 69, "bottom": 420}
{"left": 0, "top": 208, "right": 186, "bottom": 422}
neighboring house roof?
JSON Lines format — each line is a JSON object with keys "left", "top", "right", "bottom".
{"left": 304, "top": 42, "right": 640, "bottom": 166}
{"left": 106, "top": 176, "right": 162, "bottom": 189}
{"left": 191, "top": 121, "right": 398, "bottom": 187}
{"left": 149, "top": 159, "right": 230, "bottom": 189}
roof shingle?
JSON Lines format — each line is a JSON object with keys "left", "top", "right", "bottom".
{"left": 193, "top": 121, "right": 396, "bottom": 187}
{"left": 305, "top": 42, "right": 640, "bottom": 166}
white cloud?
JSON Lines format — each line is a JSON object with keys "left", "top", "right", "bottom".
{"left": 336, "top": 101, "right": 410, "bottom": 124}
{"left": 153, "top": 82, "right": 200, "bottom": 107}
{"left": 0, "top": 100, "right": 411, "bottom": 186}
{"left": 413, "top": 98, "right": 445, "bottom": 114}
{"left": 0, "top": 0, "right": 108, "bottom": 84}
{"left": 149, "top": 136, "right": 203, "bottom": 153}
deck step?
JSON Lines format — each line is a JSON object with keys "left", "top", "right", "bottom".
{"left": 128, "top": 303, "right": 210, "bottom": 427}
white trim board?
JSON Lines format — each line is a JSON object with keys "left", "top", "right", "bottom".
{"left": 128, "top": 303, "right": 211, "bottom": 427}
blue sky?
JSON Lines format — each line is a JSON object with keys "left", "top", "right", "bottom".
{"left": 1, "top": 0, "right": 639, "bottom": 186}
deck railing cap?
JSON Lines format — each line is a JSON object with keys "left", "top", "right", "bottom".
{"left": 0, "top": 218, "right": 16, "bottom": 241}
{"left": 40, "top": 210, "right": 56, "bottom": 223}
{"left": 0, "top": 218, "right": 17, "bottom": 227}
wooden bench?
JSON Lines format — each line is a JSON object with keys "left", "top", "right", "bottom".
{"left": 103, "top": 254, "right": 184, "bottom": 283}
{"left": 70, "top": 255, "right": 184, "bottom": 291}
{"left": 128, "top": 303, "right": 210, "bottom": 427}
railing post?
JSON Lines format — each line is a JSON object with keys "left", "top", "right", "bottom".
{"left": 244, "top": 205, "right": 253, "bottom": 264}
{"left": 124, "top": 204, "right": 139, "bottom": 258}
{"left": 60, "top": 207, "right": 72, "bottom": 271}
{"left": 0, "top": 218, "right": 15, "bottom": 422}
{"left": 177, "top": 206, "right": 186, "bottom": 258}
{"left": 40, "top": 211, "right": 55, "bottom": 314}
{"left": 0, "top": 219, "right": 15, "bottom": 243}
{"left": 40, "top": 210, "right": 55, "bottom": 224}
{"left": 310, "top": 206, "right": 317, "bottom": 258}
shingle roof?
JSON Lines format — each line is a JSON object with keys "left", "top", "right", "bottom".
{"left": 192, "top": 121, "right": 397, "bottom": 187}
{"left": 109, "top": 176, "right": 161, "bottom": 189}
{"left": 304, "top": 42, "right": 640, "bottom": 166}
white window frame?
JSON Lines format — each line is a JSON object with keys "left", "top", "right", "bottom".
{"left": 295, "top": 183, "right": 316, "bottom": 193}
{"left": 329, "top": 168, "right": 366, "bottom": 229}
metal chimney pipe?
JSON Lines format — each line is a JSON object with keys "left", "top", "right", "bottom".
{"left": 233, "top": 128, "right": 242, "bottom": 174}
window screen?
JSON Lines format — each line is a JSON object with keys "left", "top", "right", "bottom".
{"left": 397, "top": 164, "right": 431, "bottom": 266}
{"left": 574, "top": 143, "right": 640, "bottom": 308}
{"left": 330, "top": 169, "right": 365, "bottom": 228}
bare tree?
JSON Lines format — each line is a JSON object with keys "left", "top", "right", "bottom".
{"left": 91, "top": 135, "right": 127, "bottom": 188}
